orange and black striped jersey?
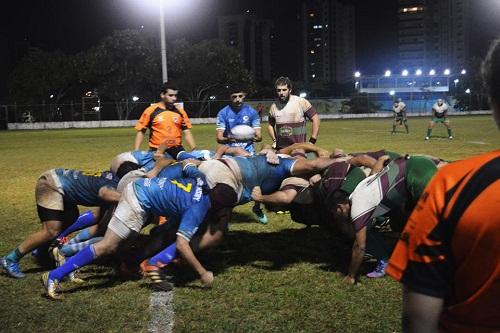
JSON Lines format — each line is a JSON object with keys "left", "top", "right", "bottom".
{"left": 387, "top": 150, "right": 500, "bottom": 333}
{"left": 135, "top": 103, "right": 192, "bottom": 149}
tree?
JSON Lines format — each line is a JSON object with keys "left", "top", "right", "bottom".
{"left": 452, "top": 57, "right": 489, "bottom": 111}
{"left": 168, "top": 39, "right": 255, "bottom": 117}
{"left": 9, "top": 48, "right": 80, "bottom": 120}
{"left": 341, "top": 92, "right": 381, "bottom": 113}
{"left": 82, "top": 29, "right": 161, "bottom": 120}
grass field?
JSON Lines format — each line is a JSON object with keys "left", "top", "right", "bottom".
{"left": 0, "top": 115, "right": 498, "bottom": 333}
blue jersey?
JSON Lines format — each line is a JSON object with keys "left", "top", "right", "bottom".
{"left": 231, "top": 155, "right": 297, "bottom": 204}
{"left": 133, "top": 165, "right": 210, "bottom": 240}
{"left": 216, "top": 104, "right": 260, "bottom": 154}
{"left": 157, "top": 162, "right": 184, "bottom": 179}
{"left": 131, "top": 151, "right": 173, "bottom": 172}
{"left": 55, "top": 169, "right": 119, "bottom": 206}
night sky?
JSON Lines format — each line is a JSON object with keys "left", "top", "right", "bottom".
{"left": 1, "top": 0, "right": 500, "bottom": 102}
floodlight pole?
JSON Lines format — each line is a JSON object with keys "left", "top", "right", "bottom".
{"left": 160, "top": 0, "right": 168, "bottom": 83}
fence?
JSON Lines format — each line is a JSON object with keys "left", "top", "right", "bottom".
{"left": 0, "top": 93, "right": 491, "bottom": 130}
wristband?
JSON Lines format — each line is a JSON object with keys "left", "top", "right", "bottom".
{"left": 309, "top": 137, "right": 317, "bottom": 144}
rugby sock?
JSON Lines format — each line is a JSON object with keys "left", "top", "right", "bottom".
{"left": 49, "top": 245, "right": 97, "bottom": 281}
{"left": 5, "top": 248, "right": 24, "bottom": 262}
{"left": 426, "top": 128, "right": 432, "bottom": 137}
{"left": 147, "top": 243, "right": 177, "bottom": 266}
{"left": 66, "top": 227, "right": 94, "bottom": 245}
{"left": 60, "top": 237, "right": 103, "bottom": 257}
{"left": 447, "top": 128, "right": 453, "bottom": 137}
{"left": 176, "top": 151, "right": 197, "bottom": 161}
{"left": 58, "top": 211, "right": 96, "bottom": 238}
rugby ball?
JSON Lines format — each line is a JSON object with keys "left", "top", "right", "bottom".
{"left": 231, "top": 125, "right": 256, "bottom": 140}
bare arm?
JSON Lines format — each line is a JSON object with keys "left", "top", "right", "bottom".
{"left": 134, "top": 130, "right": 146, "bottom": 150}
{"left": 310, "top": 113, "right": 320, "bottom": 141}
{"left": 251, "top": 186, "right": 298, "bottom": 205}
{"left": 183, "top": 129, "right": 196, "bottom": 150}
{"left": 98, "top": 187, "right": 121, "bottom": 203}
{"left": 279, "top": 142, "right": 330, "bottom": 158}
{"left": 145, "top": 157, "right": 176, "bottom": 178}
{"left": 216, "top": 129, "right": 234, "bottom": 144}
{"left": 347, "top": 154, "right": 377, "bottom": 168}
{"left": 254, "top": 128, "right": 262, "bottom": 142}
{"left": 402, "top": 287, "right": 443, "bottom": 333}
{"left": 343, "top": 226, "right": 367, "bottom": 284}
{"left": 268, "top": 116, "right": 276, "bottom": 142}
{"left": 370, "top": 155, "right": 391, "bottom": 175}
{"left": 176, "top": 235, "right": 213, "bottom": 287}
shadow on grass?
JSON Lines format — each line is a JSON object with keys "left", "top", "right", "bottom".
{"left": 170, "top": 226, "right": 356, "bottom": 286}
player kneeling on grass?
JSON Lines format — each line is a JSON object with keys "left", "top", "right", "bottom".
{"left": 42, "top": 162, "right": 227, "bottom": 299}
{"left": 0, "top": 164, "right": 137, "bottom": 279}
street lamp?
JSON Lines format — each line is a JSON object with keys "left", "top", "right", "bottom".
{"left": 461, "top": 69, "right": 467, "bottom": 75}
{"left": 389, "top": 90, "right": 395, "bottom": 96}
{"left": 299, "top": 92, "right": 307, "bottom": 98}
{"left": 132, "top": 96, "right": 140, "bottom": 102}
{"left": 159, "top": 0, "right": 168, "bottom": 83}
{"left": 429, "top": 69, "right": 436, "bottom": 76}
{"left": 415, "top": 69, "right": 422, "bottom": 76}
{"left": 384, "top": 70, "right": 391, "bottom": 77}
{"left": 443, "top": 68, "right": 451, "bottom": 75}
{"left": 354, "top": 71, "right": 361, "bottom": 78}
{"left": 453, "top": 79, "right": 459, "bottom": 87}
{"left": 465, "top": 88, "right": 471, "bottom": 94}
{"left": 401, "top": 69, "right": 409, "bottom": 76}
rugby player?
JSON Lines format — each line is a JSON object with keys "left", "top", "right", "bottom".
{"left": 392, "top": 98, "right": 409, "bottom": 134}
{"left": 425, "top": 99, "right": 453, "bottom": 140}
{"left": 1, "top": 164, "right": 135, "bottom": 279}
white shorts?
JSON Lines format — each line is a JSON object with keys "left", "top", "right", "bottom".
{"left": 199, "top": 159, "right": 243, "bottom": 201}
{"left": 107, "top": 183, "right": 148, "bottom": 239}
{"left": 35, "top": 169, "right": 65, "bottom": 211}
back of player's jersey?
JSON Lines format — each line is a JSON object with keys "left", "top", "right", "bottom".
{"left": 133, "top": 176, "right": 205, "bottom": 217}
{"left": 233, "top": 155, "right": 296, "bottom": 204}
{"left": 55, "top": 169, "right": 119, "bottom": 206}
{"left": 157, "top": 162, "right": 183, "bottom": 179}
{"left": 131, "top": 151, "right": 173, "bottom": 172}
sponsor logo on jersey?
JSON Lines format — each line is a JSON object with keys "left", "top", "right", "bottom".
{"left": 279, "top": 126, "right": 293, "bottom": 137}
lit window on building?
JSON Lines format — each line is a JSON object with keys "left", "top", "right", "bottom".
{"left": 313, "top": 25, "right": 323, "bottom": 29}
{"left": 312, "top": 74, "right": 316, "bottom": 78}
{"left": 310, "top": 50, "right": 315, "bottom": 54}
{"left": 400, "top": 6, "right": 424, "bottom": 13}
{"left": 309, "top": 13, "right": 315, "bottom": 17}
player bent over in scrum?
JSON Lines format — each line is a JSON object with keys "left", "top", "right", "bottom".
{"left": 42, "top": 162, "right": 231, "bottom": 299}
{"left": 0, "top": 165, "right": 134, "bottom": 279}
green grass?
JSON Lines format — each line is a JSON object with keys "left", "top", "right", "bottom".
{"left": 0, "top": 116, "right": 498, "bottom": 333}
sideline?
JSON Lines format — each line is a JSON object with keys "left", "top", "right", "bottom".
{"left": 148, "top": 290, "right": 175, "bottom": 333}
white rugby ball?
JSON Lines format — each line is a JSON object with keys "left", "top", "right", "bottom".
{"left": 231, "top": 124, "right": 256, "bottom": 140}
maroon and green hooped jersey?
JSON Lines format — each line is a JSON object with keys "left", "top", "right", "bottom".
{"left": 269, "top": 95, "right": 317, "bottom": 149}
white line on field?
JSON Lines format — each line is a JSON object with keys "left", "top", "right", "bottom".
{"left": 467, "top": 141, "right": 488, "bottom": 145}
{"left": 148, "top": 290, "right": 175, "bottom": 333}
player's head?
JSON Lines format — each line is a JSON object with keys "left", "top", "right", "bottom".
{"left": 160, "top": 82, "right": 178, "bottom": 106}
{"left": 437, "top": 98, "right": 444, "bottom": 106}
{"left": 482, "top": 37, "right": 500, "bottom": 128}
{"left": 228, "top": 86, "right": 247, "bottom": 110}
{"left": 116, "top": 161, "right": 140, "bottom": 179}
{"left": 275, "top": 76, "right": 292, "bottom": 103}
{"left": 327, "top": 191, "right": 354, "bottom": 238}
{"left": 208, "top": 183, "right": 237, "bottom": 210}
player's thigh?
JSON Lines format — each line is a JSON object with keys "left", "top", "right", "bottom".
{"left": 428, "top": 120, "right": 435, "bottom": 127}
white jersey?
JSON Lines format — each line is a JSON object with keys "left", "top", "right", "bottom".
{"left": 432, "top": 102, "right": 448, "bottom": 116}
{"left": 393, "top": 102, "right": 406, "bottom": 113}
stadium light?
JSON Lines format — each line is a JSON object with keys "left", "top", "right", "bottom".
{"left": 299, "top": 92, "right": 307, "bottom": 98}
{"left": 415, "top": 69, "right": 422, "bottom": 76}
{"left": 132, "top": 96, "right": 139, "bottom": 102}
{"left": 49, "top": 94, "right": 54, "bottom": 99}
{"left": 443, "top": 68, "right": 451, "bottom": 75}
{"left": 429, "top": 69, "right": 436, "bottom": 76}
{"left": 465, "top": 88, "right": 471, "bottom": 94}
{"left": 384, "top": 70, "right": 391, "bottom": 77}
{"left": 461, "top": 69, "right": 467, "bottom": 75}
{"left": 209, "top": 95, "right": 216, "bottom": 100}
{"left": 354, "top": 71, "right": 361, "bottom": 78}
{"left": 389, "top": 90, "right": 396, "bottom": 96}
{"left": 401, "top": 69, "right": 409, "bottom": 76}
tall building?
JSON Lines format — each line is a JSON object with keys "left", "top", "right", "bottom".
{"left": 398, "top": 0, "right": 470, "bottom": 72}
{"left": 298, "top": 0, "right": 355, "bottom": 85}
{"left": 218, "top": 14, "right": 274, "bottom": 82}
